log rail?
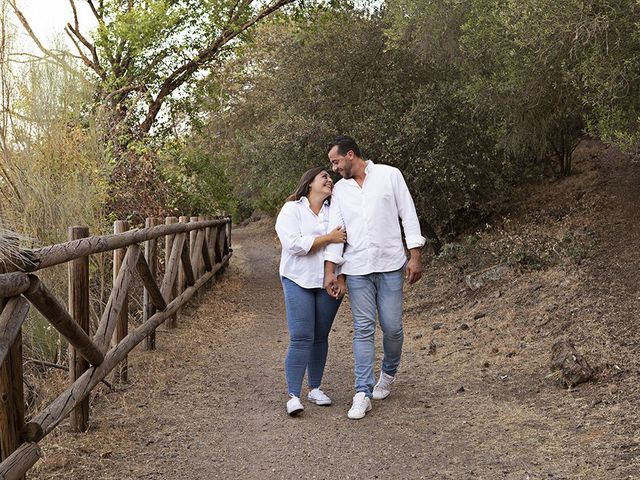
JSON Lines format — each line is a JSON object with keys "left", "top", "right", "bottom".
{"left": 0, "top": 215, "right": 232, "bottom": 478}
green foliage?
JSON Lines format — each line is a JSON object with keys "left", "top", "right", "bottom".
{"left": 569, "top": 0, "right": 640, "bottom": 149}
{"left": 460, "top": 0, "right": 587, "bottom": 175}
{"left": 183, "top": 5, "right": 520, "bottom": 232}
{"left": 160, "top": 138, "right": 234, "bottom": 217}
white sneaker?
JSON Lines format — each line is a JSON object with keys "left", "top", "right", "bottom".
{"left": 372, "top": 372, "right": 395, "bottom": 400}
{"left": 347, "top": 392, "right": 372, "bottom": 419}
{"left": 308, "top": 388, "right": 332, "bottom": 406}
{"left": 286, "top": 396, "right": 304, "bottom": 416}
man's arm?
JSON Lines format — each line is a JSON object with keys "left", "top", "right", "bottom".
{"left": 392, "top": 169, "right": 425, "bottom": 285}
{"left": 324, "top": 193, "right": 346, "bottom": 266}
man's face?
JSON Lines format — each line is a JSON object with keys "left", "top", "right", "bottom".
{"left": 328, "top": 146, "right": 353, "bottom": 179}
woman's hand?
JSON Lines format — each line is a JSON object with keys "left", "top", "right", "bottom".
{"left": 333, "top": 275, "right": 347, "bottom": 299}
{"left": 327, "top": 225, "right": 347, "bottom": 244}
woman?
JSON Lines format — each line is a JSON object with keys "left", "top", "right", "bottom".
{"left": 275, "top": 167, "right": 347, "bottom": 416}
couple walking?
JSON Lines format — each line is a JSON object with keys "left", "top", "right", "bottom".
{"left": 275, "top": 136, "right": 425, "bottom": 420}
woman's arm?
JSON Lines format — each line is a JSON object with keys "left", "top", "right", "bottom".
{"left": 275, "top": 204, "right": 315, "bottom": 256}
{"left": 308, "top": 226, "right": 346, "bottom": 254}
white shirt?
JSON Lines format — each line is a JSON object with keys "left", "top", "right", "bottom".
{"left": 324, "top": 161, "right": 425, "bottom": 275}
{"left": 275, "top": 197, "right": 330, "bottom": 289}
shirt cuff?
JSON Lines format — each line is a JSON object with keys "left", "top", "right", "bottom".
{"left": 324, "top": 252, "right": 345, "bottom": 266}
{"left": 300, "top": 236, "right": 315, "bottom": 255}
{"left": 405, "top": 235, "right": 426, "bottom": 250}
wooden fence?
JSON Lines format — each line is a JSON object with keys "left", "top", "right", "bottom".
{"left": 0, "top": 215, "right": 232, "bottom": 479}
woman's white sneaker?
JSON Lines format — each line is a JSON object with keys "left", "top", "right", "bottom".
{"left": 286, "top": 396, "right": 304, "bottom": 416}
{"left": 372, "top": 372, "right": 395, "bottom": 400}
{"left": 308, "top": 388, "right": 332, "bottom": 406}
{"left": 347, "top": 392, "right": 372, "bottom": 419}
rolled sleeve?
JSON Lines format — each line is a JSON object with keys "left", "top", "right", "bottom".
{"left": 323, "top": 195, "right": 345, "bottom": 265}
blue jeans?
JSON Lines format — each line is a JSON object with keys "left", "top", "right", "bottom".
{"left": 346, "top": 268, "right": 404, "bottom": 398}
{"left": 281, "top": 276, "right": 342, "bottom": 398}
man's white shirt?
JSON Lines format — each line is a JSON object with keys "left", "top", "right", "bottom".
{"left": 324, "top": 161, "right": 425, "bottom": 275}
{"left": 275, "top": 196, "right": 330, "bottom": 289}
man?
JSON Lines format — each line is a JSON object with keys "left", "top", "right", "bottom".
{"left": 324, "top": 135, "right": 425, "bottom": 420}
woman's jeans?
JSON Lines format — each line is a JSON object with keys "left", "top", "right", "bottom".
{"left": 281, "top": 276, "right": 342, "bottom": 398}
{"left": 346, "top": 268, "right": 404, "bottom": 398}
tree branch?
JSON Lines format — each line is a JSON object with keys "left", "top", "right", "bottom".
{"left": 104, "top": 83, "right": 146, "bottom": 102}
{"left": 68, "top": 0, "right": 79, "bottom": 30}
{"left": 64, "top": 26, "right": 99, "bottom": 73}
{"left": 86, "top": 0, "right": 102, "bottom": 23}
{"left": 138, "top": 0, "right": 294, "bottom": 134}
{"left": 8, "top": 0, "right": 77, "bottom": 76}
{"left": 66, "top": 22, "right": 105, "bottom": 79}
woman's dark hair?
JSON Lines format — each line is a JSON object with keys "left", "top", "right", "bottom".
{"left": 286, "top": 167, "right": 329, "bottom": 203}
{"left": 326, "top": 135, "right": 362, "bottom": 158}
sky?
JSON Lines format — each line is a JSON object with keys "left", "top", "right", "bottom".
{"left": 11, "top": 0, "right": 97, "bottom": 52}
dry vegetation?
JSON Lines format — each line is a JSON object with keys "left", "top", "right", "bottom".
{"left": 25, "top": 141, "right": 640, "bottom": 479}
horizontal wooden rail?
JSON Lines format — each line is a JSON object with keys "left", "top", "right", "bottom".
{"left": 2, "top": 218, "right": 230, "bottom": 274}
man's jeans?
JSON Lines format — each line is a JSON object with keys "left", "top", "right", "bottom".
{"left": 346, "top": 268, "right": 404, "bottom": 398}
{"left": 281, "top": 276, "right": 341, "bottom": 398}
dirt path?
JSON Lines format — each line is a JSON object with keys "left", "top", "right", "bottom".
{"left": 32, "top": 144, "right": 640, "bottom": 479}
{"left": 35, "top": 221, "right": 451, "bottom": 479}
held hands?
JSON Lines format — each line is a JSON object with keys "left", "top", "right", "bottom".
{"left": 333, "top": 275, "right": 346, "bottom": 299}
{"left": 323, "top": 272, "right": 346, "bottom": 299}
{"left": 327, "top": 225, "right": 347, "bottom": 244}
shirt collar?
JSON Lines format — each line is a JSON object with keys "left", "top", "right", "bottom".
{"left": 297, "top": 196, "right": 329, "bottom": 211}
{"left": 342, "top": 160, "right": 374, "bottom": 186}
{"left": 365, "top": 160, "right": 374, "bottom": 173}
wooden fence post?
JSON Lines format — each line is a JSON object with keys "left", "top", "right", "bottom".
{"left": 197, "top": 216, "right": 206, "bottom": 278}
{"left": 189, "top": 216, "right": 199, "bottom": 299}
{"left": 0, "top": 298, "right": 25, "bottom": 478}
{"left": 144, "top": 218, "right": 160, "bottom": 350}
{"left": 206, "top": 217, "right": 213, "bottom": 269}
{"left": 68, "top": 226, "right": 90, "bottom": 432}
{"left": 176, "top": 216, "right": 190, "bottom": 321}
{"left": 225, "top": 218, "right": 231, "bottom": 256}
{"left": 165, "top": 217, "right": 179, "bottom": 328}
{"left": 113, "top": 220, "right": 129, "bottom": 383}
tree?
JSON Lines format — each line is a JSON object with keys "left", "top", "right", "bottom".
{"left": 8, "top": 0, "right": 296, "bottom": 220}
{"left": 460, "top": 0, "right": 587, "bottom": 176}
{"left": 11, "top": 0, "right": 296, "bottom": 141}
{"left": 569, "top": 0, "right": 640, "bottom": 150}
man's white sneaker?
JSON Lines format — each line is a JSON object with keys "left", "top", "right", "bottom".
{"left": 308, "top": 388, "right": 332, "bottom": 406}
{"left": 347, "top": 392, "right": 372, "bottom": 419}
{"left": 372, "top": 372, "right": 395, "bottom": 400}
{"left": 286, "top": 396, "right": 304, "bottom": 416}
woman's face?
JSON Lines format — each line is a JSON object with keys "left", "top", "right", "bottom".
{"left": 308, "top": 170, "right": 333, "bottom": 199}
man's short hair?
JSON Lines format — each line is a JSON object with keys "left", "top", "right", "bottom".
{"left": 327, "top": 135, "right": 362, "bottom": 158}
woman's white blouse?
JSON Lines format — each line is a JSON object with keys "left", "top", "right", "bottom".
{"left": 275, "top": 197, "right": 330, "bottom": 289}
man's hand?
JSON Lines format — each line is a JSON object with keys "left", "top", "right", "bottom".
{"left": 333, "top": 275, "right": 347, "bottom": 299}
{"left": 324, "top": 272, "right": 339, "bottom": 298}
{"left": 406, "top": 248, "right": 423, "bottom": 285}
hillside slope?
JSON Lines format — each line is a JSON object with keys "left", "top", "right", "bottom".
{"left": 402, "top": 139, "right": 639, "bottom": 477}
